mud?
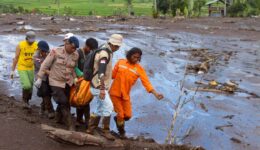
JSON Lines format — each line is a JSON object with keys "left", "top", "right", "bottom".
{"left": 0, "top": 14, "right": 260, "bottom": 150}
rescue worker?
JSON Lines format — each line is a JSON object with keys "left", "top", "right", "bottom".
{"left": 60, "top": 33, "right": 74, "bottom": 47}
{"left": 75, "top": 38, "right": 98, "bottom": 128}
{"left": 35, "top": 36, "right": 79, "bottom": 130}
{"left": 109, "top": 47, "right": 164, "bottom": 138}
{"left": 33, "top": 41, "right": 55, "bottom": 119}
{"left": 86, "top": 34, "right": 123, "bottom": 140}
{"left": 11, "top": 31, "right": 38, "bottom": 108}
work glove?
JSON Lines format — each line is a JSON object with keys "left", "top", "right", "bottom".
{"left": 34, "top": 78, "right": 42, "bottom": 88}
{"left": 73, "top": 78, "right": 78, "bottom": 85}
{"left": 10, "top": 71, "right": 14, "bottom": 79}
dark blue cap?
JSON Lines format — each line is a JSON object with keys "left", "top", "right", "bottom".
{"left": 68, "top": 36, "right": 79, "bottom": 49}
{"left": 38, "top": 41, "right": 49, "bottom": 52}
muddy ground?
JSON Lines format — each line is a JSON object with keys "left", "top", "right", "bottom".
{"left": 0, "top": 14, "right": 260, "bottom": 150}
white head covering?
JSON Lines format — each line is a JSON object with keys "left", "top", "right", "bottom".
{"left": 63, "top": 33, "right": 74, "bottom": 41}
{"left": 108, "top": 34, "right": 123, "bottom": 46}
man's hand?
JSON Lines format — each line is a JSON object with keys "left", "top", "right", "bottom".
{"left": 10, "top": 71, "right": 14, "bottom": 79}
{"left": 34, "top": 78, "right": 42, "bottom": 88}
{"left": 99, "top": 89, "right": 105, "bottom": 100}
{"left": 151, "top": 90, "right": 164, "bottom": 100}
{"left": 155, "top": 93, "right": 164, "bottom": 100}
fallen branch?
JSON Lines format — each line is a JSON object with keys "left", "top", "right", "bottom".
{"left": 41, "top": 124, "right": 124, "bottom": 147}
{"left": 190, "top": 88, "right": 225, "bottom": 93}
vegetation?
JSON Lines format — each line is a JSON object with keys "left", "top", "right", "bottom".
{"left": 227, "top": 0, "right": 260, "bottom": 17}
{"left": 0, "top": 0, "right": 153, "bottom": 16}
{"left": 156, "top": 0, "right": 260, "bottom": 17}
{"left": 0, "top": 0, "right": 259, "bottom": 17}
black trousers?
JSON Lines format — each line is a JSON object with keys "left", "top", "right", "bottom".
{"left": 51, "top": 84, "right": 70, "bottom": 108}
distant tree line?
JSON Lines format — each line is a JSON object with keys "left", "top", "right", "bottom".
{"left": 228, "top": 0, "right": 260, "bottom": 17}
{"left": 156, "top": 0, "right": 207, "bottom": 17}
{"left": 156, "top": 0, "right": 260, "bottom": 17}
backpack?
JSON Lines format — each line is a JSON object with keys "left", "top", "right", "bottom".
{"left": 83, "top": 48, "right": 111, "bottom": 81}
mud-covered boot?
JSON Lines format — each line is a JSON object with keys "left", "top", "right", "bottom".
{"left": 61, "top": 106, "right": 75, "bottom": 131}
{"left": 55, "top": 105, "right": 63, "bottom": 124}
{"left": 101, "top": 116, "right": 115, "bottom": 141}
{"left": 83, "top": 104, "right": 90, "bottom": 129}
{"left": 86, "top": 114, "right": 100, "bottom": 134}
{"left": 76, "top": 108, "right": 84, "bottom": 124}
{"left": 39, "top": 99, "right": 46, "bottom": 116}
{"left": 114, "top": 116, "right": 126, "bottom": 139}
{"left": 22, "top": 89, "right": 30, "bottom": 109}
{"left": 44, "top": 96, "right": 55, "bottom": 119}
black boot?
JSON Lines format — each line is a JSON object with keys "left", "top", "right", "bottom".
{"left": 114, "top": 116, "right": 126, "bottom": 139}
{"left": 76, "top": 108, "right": 84, "bottom": 124}
{"left": 55, "top": 105, "right": 63, "bottom": 124}
{"left": 61, "top": 106, "right": 75, "bottom": 131}
{"left": 43, "top": 96, "right": 55, "bottom": 119}
{"left": 101, "top": 116, "right": 115, "bottom": 141}
{"left": 22, "top": 89, "right": 30, "bottom": 109}
{"left": 83, "top": 104, "right": 90, "bottom": 129}
{"left": 86, "top": 114, "right": 100, "bottom": 134}
{"left": 40, "top": 99, "right": 46, "bottom": 116}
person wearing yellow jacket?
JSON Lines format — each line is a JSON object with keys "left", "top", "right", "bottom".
{"left": 11, "top": 31, "right": 38, "bottom": 108}
{"left": 109, "top": 47, "right": 164, "bottom": 138}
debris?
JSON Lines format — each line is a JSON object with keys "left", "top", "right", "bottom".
{"left": 199, "top": 103, "right": 208, "bottom": 112}
{"left": 148, "top": 69, "right": 154, "bottom": 77}
{"left": 223, "top": 115, "right": 235, "bottom": 119}
{"left": 230, "top": 137, "right": 242, "bottom": 144}
{"left": 215, "top": 124, "right": 233, "bottom": 131}
{"left": 41, "top": 124, "right": 123, "bottom": 147}
{"left": 159, "top": 52, "right": 166, "bottom": 57}
{"left": 41, "top": 17, "right": 55, "bottom": 20}
{"left": 209, "top": 80, "right": 218, "bottom": 87}
{"left": 16, "top": 21, "right": 25, "bottom": 25}
{"left": 193, "top": 80, "right": 239, "bottom": 94}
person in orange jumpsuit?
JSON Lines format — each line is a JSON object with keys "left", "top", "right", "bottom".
{"left": 109, "top": 47, "right": 164, "bottom": 138}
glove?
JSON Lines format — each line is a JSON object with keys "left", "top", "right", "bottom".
{"left": 73, "top": 78, "right": 78, "bottom": 85}
{"left": 10, "top": 71, "right": 14, "bottom": 79}
{"left": 34, "top": 78, "right": 42, "bottom": 88}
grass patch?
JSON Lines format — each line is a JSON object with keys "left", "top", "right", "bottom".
{"left": 0, "top": 0, "right": 153, "bottom": 16}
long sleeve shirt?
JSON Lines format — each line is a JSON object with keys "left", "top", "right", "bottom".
{"left": 38, "top": 47, "right": 79, "bottom": 88}
{"left": 109, "top": 59, "right": 154, "bottom": 101}
{"left": 33, "top": 51, "right": 48, "bottom": 81}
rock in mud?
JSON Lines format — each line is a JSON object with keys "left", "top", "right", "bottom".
{"left": 230, "top": 137, "right": 242, "bottom": 144}
{"left": 223, "top": 115, "right": 235, "bottom": 119}
{"left": 159, "top": 52, "right": 166, "bottom": 57}
{"left": 199, "top": 103, "right": 208, "bottom": 112}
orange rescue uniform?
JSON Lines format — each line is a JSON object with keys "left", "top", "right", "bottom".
{"left": 109, "top": 59, "right": 154, "bottom": 122}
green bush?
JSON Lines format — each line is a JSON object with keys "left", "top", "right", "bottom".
{"left": 228, "top": 1, "right": 247, "bottom": 17}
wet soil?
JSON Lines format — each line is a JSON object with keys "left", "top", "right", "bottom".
{"left": 0, "top": 81, "right": 202, "bottom": 150}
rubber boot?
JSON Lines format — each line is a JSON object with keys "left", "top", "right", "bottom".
{"left": 76, "top": 108, "right": 84, "bottom": 124}
{"left": 61, "top": 106, "right": 75, "bottom": 131}
{"left": 44, "top": 96, "right": 55, "bottom": 119}
{"left": 39, "top": 99, "right": 46, "bottom": 116}
{"left": 55, "top": 105, "right": 63, "bottom": 124}
{"left": 83, "top": 104, "right": 90, "bottom": 129}
{"left": 86, "top": 115, "right": 100, "bottom": 134}
{"left": 101, "top": 116, "right": 115, "bottom": 141}
{"left": 114, "top": 116, "right": 126, "bottom": 139}
{"left": 22, "top": 89, "right": 30, "bottom": 109}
